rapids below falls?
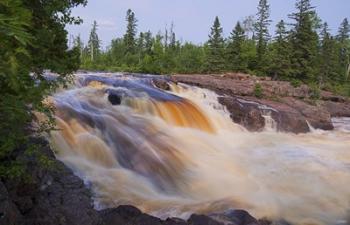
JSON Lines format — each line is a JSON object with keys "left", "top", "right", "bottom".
{"left": 49, "top": 73, "right": 350, "bottom": 225}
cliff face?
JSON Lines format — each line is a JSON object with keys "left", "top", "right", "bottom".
{"left": 0, "top": 138, "right": 269, "bottom": 225}
{"left": 171, "top": 73, "right": 350, "bottom": 133}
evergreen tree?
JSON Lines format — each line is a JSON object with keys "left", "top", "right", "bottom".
{"left": 144, "top": 31, "right": 153, "bottom": 55}
{"left": 336, "top": 18, "right": 350, "bottom": 80}
{"left": 318, "top": 23, "right": 338, "bottom": 85}
{"left": 269, "top": 20, "right": 292, "bottom": 79}
{"left": 74, "top": 34, "right": 84, "bottom": 60}
{"left": 169, "top": 22, "right": 177, "bottom": 50}
{"left": 254, "top": 0, "right": 271, "bottom": 71}
{"left": 205, "top": 16, "right": 226, "bottom": 72}
{"left": 227, "top": 22, "right": 247, "bottom": 72}
{"left": 88, "top": 21, "right": 100, "bottom": 62}
{"left": 289, "top": 0, "right": 319, "bottom": 80}
{"left": 124, "top": 9, "right": 138, "bottom": 53}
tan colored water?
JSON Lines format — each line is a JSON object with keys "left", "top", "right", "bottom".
{"left": 50, "top": 74, "right": 350, "bottom": 225}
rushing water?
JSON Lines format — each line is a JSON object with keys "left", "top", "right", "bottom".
{"left": 49, "top": 73, "right": 350, "bottom": 225}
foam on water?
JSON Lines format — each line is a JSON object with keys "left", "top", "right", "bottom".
{"left": 49, "top": 73, "right": 350, "bottom": 225}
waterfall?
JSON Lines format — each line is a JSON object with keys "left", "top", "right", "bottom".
{"left": 49, "top": 73, "right": 350, "bottom": 225}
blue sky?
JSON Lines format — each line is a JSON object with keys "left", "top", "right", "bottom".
{"left": 67, "top": 0, "right": 350, "bottom": 48}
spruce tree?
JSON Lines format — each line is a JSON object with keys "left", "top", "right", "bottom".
{"left": 254, "top": 0, "right": 271, "bottom": 72}
{"left": 318, "top": 23, "right": 338, "bottom": 85}
{"left": 74, "top": 34, "right": 84, "bottom": 59}
{"left": 227, "top": 22, "right": 247, "bottom": 72}
{"left": 289, "top": 0, "right": 319, "bottom": 80}
{"left": 336, "top": 18, "right": 350, "bottom": 80}
{"left": 205, "top": 16, "right": 226, "bottom": 73}
{"left": 270, "top": 20, "right": 292, "bottom": 79}
{"left": 124, "top": 9, "right": 138, "bottom": 53}
{"left": 88, "top": 21, "right": 100, "bottom": 62}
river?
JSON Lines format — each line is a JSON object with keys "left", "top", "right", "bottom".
{"left": 49, "top": 73, "right": 350, "bottom": 225}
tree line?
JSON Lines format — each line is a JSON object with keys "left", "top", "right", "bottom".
{"left": 0, "top": 0, "right": 84, "bottom": 177}
{"left": 76, "top": 0, "right": 350, "bottom": 96}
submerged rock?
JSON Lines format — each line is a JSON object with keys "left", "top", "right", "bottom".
{"left": 153, "top": 78, "right": 171, "bottom": 91}
{"left": 108, "top": 93, "right": 122, "bottom": 105}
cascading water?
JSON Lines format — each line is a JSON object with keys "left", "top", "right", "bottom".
{"left": 49, "top": 73, "right": 350, "bottom": 225}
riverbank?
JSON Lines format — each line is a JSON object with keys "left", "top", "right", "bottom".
{"left": 170, "top": 73, "right": 350, "bottom": 133}
{"left": 0, "top": 138, "right": 271, "bottom": 225}
{"left": 2, "top": 72, "right": 349, "bottom": 225}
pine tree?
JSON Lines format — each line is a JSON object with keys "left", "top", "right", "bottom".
{"left": 205, "top": 16, "right": 226, "bottom": 72}
{"left": 289, "top": 0, "right": 319, "bottom": 80}
{"left": 144, "top": 31, "right": 153, "bottom": 55}
{"left": 318, "top": 23, "right": 338, "bottom": 86}
{"left": 88, "top": 21, "right": 100, "bottom": 62}
{"left": 124, "top": 9, "right": 138, "bottom": 53}
{"left": 169, "top": 22, "right": 177, "bottom": 50}
{"left": 254, "top": 0, "right": 271, "bottom": 72}
{"left": 336, "top": 18, "right": 350, "bottom": 80}
{"left": 269, "top": 20, "right": 292, "bottom": 79}
{"left": 74, "top": 34, "right": 84, "bottom": 59}
{"left": 227, "top": 22, "right": 247, "bottom": 72}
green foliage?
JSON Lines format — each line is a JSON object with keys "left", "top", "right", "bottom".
{"left": 309, "top": 83, "right": 321, "bottom": 99}
{"left": 254, "top": 0, "right": 271, "bottom": 72}
{"left": 0, "top": 0, "right": 85, "bottom": 178}
{"left": 77, "top": 6, "right": 349, "bottom": 97}
{"left": 290, "top": 79, "right": 302, "bottom": 88}
{"left": 254, "top": 83, "right": 263, "bottom": 98}
{"left": 289, "top": 0, "right": 319, "bottom": 81}
{"left": 205, "top": 16, "right": 226, "bottom": 73}
{"left": 227, "top": 22, "right": 248, "bottom": 72}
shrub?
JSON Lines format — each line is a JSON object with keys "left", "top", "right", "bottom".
{"left": 254, "top": 83, "right": 263, "bottom": 98}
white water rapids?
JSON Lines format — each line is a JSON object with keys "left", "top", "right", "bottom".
{"left": 49, "top": 73, "right": 350, "bottom": 225}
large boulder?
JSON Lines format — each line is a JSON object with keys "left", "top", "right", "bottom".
{"left": 218, "top": 96, "right": 310, "bottom": 133}
{"left": 218, "top": 97, "right": 265, "bottom": 132}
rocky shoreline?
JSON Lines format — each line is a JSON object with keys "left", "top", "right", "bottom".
{"left": 0, "top": 138, "right": 274, "bottom": 225}
{"left": 170, "top": 73, "right": 350, "bottom": 133}
{"left": 2, "top": 72, "right": 349, "bottom": 225}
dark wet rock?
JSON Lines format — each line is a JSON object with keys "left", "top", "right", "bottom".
{"left": 153, "top": 78, "right": 171, "bottom": 91}
{"left": 0, "top": 138, "right": 101, "bottom": 225}
{"left": 219, "top": 97, "right": 265, "bottom": 132}
{"left": 99, "top": 205, "right": 162, "bottom": 225}
{"left": 281, "top": 98, "right": 333, "bottom": 130}
{"left": 210, "top": 209, "right": 260, "bottom": 225}
{"left": 0, "top": 181, "right": 23, "bottom": 225}
{"left": 320, "top": 100, "right": 350, "bottom": 117}
{"left": 218, "top": 96, "right": 310, "bottom": 133}
{"left": 108, "top": 93, "right": 122, "bottom": 105}
{"left": 188, "top": 214, "right": 223, "bottom": 225}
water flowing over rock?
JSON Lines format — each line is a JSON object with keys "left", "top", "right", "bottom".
{"left": 172, "top": 73, "right": 350, "bottom": 133}
{"left": 3, "top": 72, "right": 350, "bottom": 225}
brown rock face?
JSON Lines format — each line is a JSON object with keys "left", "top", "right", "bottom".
{"left": 172, "top": 73, "right": 349, "bottom": 133}
{"left": 218, "top": 97, "right": 266, "bottom": 132}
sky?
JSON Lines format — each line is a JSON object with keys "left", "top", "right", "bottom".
{"left": 66, "top": 0, "right": 350, "bottom": 48}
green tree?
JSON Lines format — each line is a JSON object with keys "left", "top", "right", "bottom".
{"left": 0, "top": 0, "right": 85, "bottom": 177}
{"left": 205, "top": 16, "right": 226, "bottom": 73}
{"left": 88, "top": 21, "right": 100, "bottom": 62}
{"left": 124, "top": 9, "right": 138, "bottom": 54}
{"left": 289, "top": 0, "right": 319, "bottom": 80}
{"left": 74, "top": 34, "right": 84, "bottom": 61}
{"left": 227, "top": 22, "right": 247, "bottom": 72}
{"left": 254, "top": 0, "right": 271, "bottom": 72}
{"left": 318, "top": 23, "right": 338, "bottom": 86}
{"left": 269, "top": 20, "right": 292, "bottom": 79}
{"left": 336, "top": 18, "right": 350, "bottom": 80}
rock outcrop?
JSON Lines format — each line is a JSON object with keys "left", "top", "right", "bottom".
{"left": 172, "top": 73, "right": 350, "bottom": 133}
